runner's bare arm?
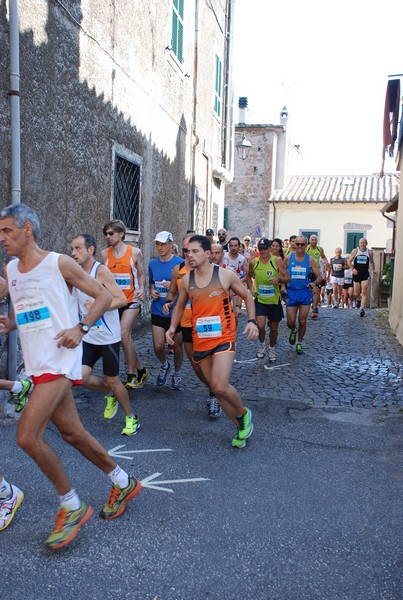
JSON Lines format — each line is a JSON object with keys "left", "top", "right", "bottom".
{"left": 308, "top": 257, "right": 323, "bottom": 287}
{"left": 56, "top": 255, "right": 112, "bottom": 348}
{"left": 270, "top": 257, "right": 290, "bottom": 285}
{"left": 221, "top": 269, "right": 258, "bottom": 340}
{"left": 369, "top": 250, "right": 377, "bottom": 275}
{"left": 166, "top": 279, "right": 189, "bottom": 344}
{"left": 93, "top": 264, "right": 126, "bottom": 310}
{"left": 133, "top": 247, "right": 146, "bottom": 301}
{"left": 0, "top": 268, "right": 16, "bottom": 333}
{"left": 162, "top": 263, "right": 180, "bottom": 315}
{"left": 348, "top": 249, "right": 357, "bottom": 270}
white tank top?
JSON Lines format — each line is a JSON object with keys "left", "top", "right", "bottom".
{"left": 7, "top": 252, "right": 82, "bottom": 380}
{"left": 75, "top": 261, "right": 121, "bottom": 345}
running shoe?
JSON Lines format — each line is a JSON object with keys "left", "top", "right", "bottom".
{"left": 236, "top": 407, "right": 253, "bottom": 440}
{"left": 289, "top": 329, "right": 297, "bottom": 345}
{"left": 356, "top": 298, "right": 361, "bottom": 309}
{"left": 156, "top": 362, "right": 170, "bottom": 386}
{"left": 268, "top": 347, "right": 276, "bottom": 363}
{"left": 121, "top": 415, "right": 140, "bottom": 436}
{"left": 0, "top": 485, "right": 24, "bottom": 531}
{"left": 296, "top": 343, "right": 303, "bottom": 355}
{"left": 207, "top": 395, "right": 222, "bottom": 418}
{"left": 126, "top": 369, "right": 150, "bottom": 389}
{"left": 256, "top": 343, "right": 266, "bottom": 359}
{"left": 103, "top": 395, "right": 118, "bottom": 419}
{"left": 99, "top": 476, "right": 142, "bottom": 520}
{"left": 12, "top": 379, "right": 32, "bottom": 413}
{"left": 45, "top": 501, "right": 93, "bottom": 550}
{"left": 360, "top": 308, "right": 365, "bottom": 317}
{"left": 171, "top": 372, "right": 181, "bottom": 390}
{"left": 311, "top": 308, "right": 319, "bottom": 319}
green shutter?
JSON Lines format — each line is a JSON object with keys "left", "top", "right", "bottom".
{"left": 214, "top": 55, "right": 222, "bottom": 116}
{"left": 171, "top": 1, "right": 184, "bottom": 63}
{"left": 346, "top": 232, "right": 364, "bottom": 254}
{"left": 223, "top": 208, "right": 229, "bottom": 230}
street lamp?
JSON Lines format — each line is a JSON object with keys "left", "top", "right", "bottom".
{"left": 235, "top": 133, "right": 252, "bottom": 160}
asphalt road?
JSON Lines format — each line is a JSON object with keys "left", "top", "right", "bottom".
{"left": 1, "top": 306, "right": 402, "bottom": 599}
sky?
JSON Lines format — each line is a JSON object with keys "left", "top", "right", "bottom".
{"left": 232, "top": 0, "right": 403, "bottom": 175}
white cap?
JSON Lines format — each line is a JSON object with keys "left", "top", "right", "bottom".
{"left": 154, "top": 231, "right": 173, "bottom": 243}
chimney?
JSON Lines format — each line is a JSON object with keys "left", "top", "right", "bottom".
{"left": 238, "top": 97, "right": 248, "bottom": 124}
{"left": 275, "top": 106, "right": 289, "bottom": 191}
{"left": 280, "top": 106, "right": 288, "bottom": 128}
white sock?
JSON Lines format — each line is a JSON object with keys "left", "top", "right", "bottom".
{"left": 59, "top": 488, "right": 81, "bottom": 511}
{"left": 108, "top": 465, "right": 129, "bottom": 489}
{"left": 11, "top": 381, "right": 23, "bottom": 394}
{"left": 0, "top": 478, "right": 12, "bottom": 499}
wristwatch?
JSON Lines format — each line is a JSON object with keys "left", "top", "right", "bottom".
{"left": 78, "top": 322, "right": 90, "bottom": 334}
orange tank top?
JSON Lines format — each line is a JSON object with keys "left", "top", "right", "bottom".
{"left": 177, "top": 263, "right": 193, "bottom": 328}
{"left": 188, "top": 265, "right": 235, "bottom": 352}
{"left": 106, "top": 246, "right": 138, "bottom": 303}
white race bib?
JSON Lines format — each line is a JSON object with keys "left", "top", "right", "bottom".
{"left": 195, "top": 315, "right": 222, "bottom": 338}
{"left": 113, "top": 273, "right": 131, "bottom": 290}
{"left": 15, "top": 295, "right": 53, "bottom": 332}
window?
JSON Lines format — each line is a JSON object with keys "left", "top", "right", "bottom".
{"left": 300, "top": 230, "right": 319, "bottom": 243}
{"left": 346, "top": 232, "right": 364, "bottom": 254}
{"left": 113, "top": 154, "right": 141, "bottom": 232}
{"left": 195, "top": 194, "right": 206, "bottom": 234}
{"left": 214, "top": 54, "right": 222, "bottom": 117}
{"left": 223, "top": 207, "right": 229, "bottom": 230}
{"left": 171, "top": 0, "right": 184, "bottom": 63}
{"left": 212, "top": 202, "right": 219, "bottom": 234}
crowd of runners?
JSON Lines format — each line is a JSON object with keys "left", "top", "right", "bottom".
{"left": 0, "top": 207, "right": 376, "bottom": 550}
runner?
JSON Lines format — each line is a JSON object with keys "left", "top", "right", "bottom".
{"left": 247, "top": 238, "right": 290, "bottom": 363}
{"left": 71, "top": 234, "right": 140, "bottom": 435}
{"left": 348, "top": 238, "right": 376, "bottom": 317}
{"left": 0, "top": 204, "right": 141, "bottom": 550}
{"left": 306, "top": 234, "right": 328, "bottom": 318}
{"left": 342, "top": 266, "right": 354, "bottom": 308}
{"left": 243, "top": 236, "right": 255, "bottom": 259}
{"left": 163, "top": 235, "right": 221, "bottom": 417}
{"left": 149, "top": 231, "right": 183, "bottom": 388}
{"left": 101, "top": 219, "right": 148, "bottom": 389}
{"left": 0, "top": 474, "right": 24, "bottom": 531}
{"left": 284, "top": 236, "right": 323, "bottom": 354}
{"left": 329, "top": 247, "right": 348, "bottom": 308}
{"left": 166, "top": 235, "right": 258, "bottom": 449}
{"left": 217, "top": 228, "right": 230, "bottom": 252}
{"left": 223, "top": 237, "right": 249, "bottom": 319}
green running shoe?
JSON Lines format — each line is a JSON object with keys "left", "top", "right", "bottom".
{"left": 12, "top": 379, "right": 32, "bottom": 413}
{"left": 104, "top": 395, "right": 117, "bottom": 419}
{"left": 296, "top": 343, "right": 303, "bottom": 355}
{"left": 121, "top": 415, "right": 140, "bottom": 436}
{"left": 99, "top": 476, "right": 142, "bottom": 519}
{"left": 45, "top": 501, "right": 93, "bottom": 550}
{"left": 231, "top": 435, "right": 247, "bottom": 449}
{"left": 236, "top": 407, "right": 253, "bottom": 441}
{"left": 289, "top": 329, "right": 297, "bottom": 345}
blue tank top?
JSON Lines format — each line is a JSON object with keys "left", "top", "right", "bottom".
{"left": 287, "top": 253, "right": 311, "bottom": 290}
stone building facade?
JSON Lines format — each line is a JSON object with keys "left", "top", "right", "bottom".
{"left": 0, "top": 0, "right": 236, "bottom": 264}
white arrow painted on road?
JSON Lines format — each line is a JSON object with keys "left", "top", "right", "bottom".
{"left": 108, "top": 445, "right": 173, "bottom": 460}
{"left": 234, "top": 357, "right": 258, "bottom": 363}
{"left": 264, "top": 363, "right": 291, "bottom": 370}
{"left": 141, "top": 472, "right": 211, "bottom": 493}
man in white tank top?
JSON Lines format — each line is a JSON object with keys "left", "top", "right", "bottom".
{"left": 71, "top": 234, "right": 140, "bottom": 436}
{"left": 0, "top": 205, "right": 142, "bottom": 550}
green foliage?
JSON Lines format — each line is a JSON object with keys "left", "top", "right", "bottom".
{"left": 382, "top": 262, "right": 392, "bottom": 286}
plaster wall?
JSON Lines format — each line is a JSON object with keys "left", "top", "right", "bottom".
{"left": 273, "top": 203, "right": 391, "bottom": 258}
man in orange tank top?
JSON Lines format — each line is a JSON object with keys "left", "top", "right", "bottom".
{"left": 101, "top": 220, "right": 149, "bottom": 390}
{"left": 166, "top": 235, "right": 259, "bottom": 449}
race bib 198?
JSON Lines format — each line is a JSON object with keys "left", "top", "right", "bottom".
{"left": 15, "top": 296, "right": 53, "bottom": 332}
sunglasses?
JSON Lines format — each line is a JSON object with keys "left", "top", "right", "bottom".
{"left": 295, "top": 242, "right": 306, "bottom": 247}
{"left": 104, "top": 231, "right": 116, "bottom": 237}
{"left": 182, "top": 248, "right": 189, "bottom": 253}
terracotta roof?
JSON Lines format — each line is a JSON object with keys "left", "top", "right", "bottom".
{"left": 270, "top": 173, "right": 400, "bottom": 203}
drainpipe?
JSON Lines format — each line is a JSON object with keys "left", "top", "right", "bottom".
{"left": 7, "top": 0, "right": 21, "bottom": 380}
{"left": 190, "top": 0, "right": 200, "bottom": 230}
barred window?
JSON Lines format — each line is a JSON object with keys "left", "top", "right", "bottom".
{"left": 113, "top": 154, "right": 141, "bottom": 232}
{"left": 195, "top": 195, "right": 206, "bottom": 235}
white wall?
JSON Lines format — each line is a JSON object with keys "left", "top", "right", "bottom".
{"left": 274, "top": 202, "right": 390, "bottom": 257}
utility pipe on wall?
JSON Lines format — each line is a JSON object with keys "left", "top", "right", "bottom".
{"left": 7, "top": 0, "right": 21, "bottom": 380}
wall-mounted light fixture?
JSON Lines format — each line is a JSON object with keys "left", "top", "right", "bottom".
{"left": 235, "top": 133, "right": 252, "bottom": 160}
